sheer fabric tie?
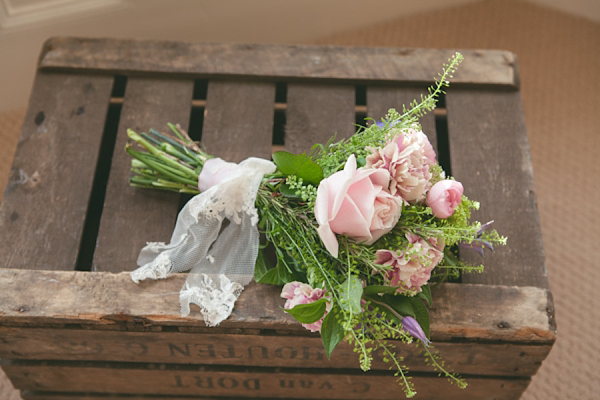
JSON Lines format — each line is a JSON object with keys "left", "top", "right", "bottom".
{"left": 131, "top": 157, "right": 276, "bottom": 326}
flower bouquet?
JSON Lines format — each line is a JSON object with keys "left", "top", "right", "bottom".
{"left": 126, "top": 52, "right": 506, "bottom": 397}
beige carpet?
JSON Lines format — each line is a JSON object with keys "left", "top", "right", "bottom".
{"left": 1, "top": 0, "right": 598, "bottom": 399}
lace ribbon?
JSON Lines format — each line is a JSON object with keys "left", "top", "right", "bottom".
{"left": 130, "top": 157, "right": 276, "bottom": 326}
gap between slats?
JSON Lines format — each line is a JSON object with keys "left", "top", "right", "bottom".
{"left": 110, "top": 87, "right": 446, "bottom": 156}
{"left": 81, "top": 81, "right": 451, "bottom": 272}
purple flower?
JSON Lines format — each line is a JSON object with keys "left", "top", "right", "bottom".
{"left": 402, "top": 316, "right": 430, "bottom": 346}
{"left": 459, "top": 220, "right": 495, "bottom": 257}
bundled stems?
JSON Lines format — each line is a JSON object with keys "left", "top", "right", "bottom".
{"left": 126, "top": 126, "right": 210, "bottom": 194}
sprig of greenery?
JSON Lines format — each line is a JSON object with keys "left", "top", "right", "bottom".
{"left": 311, "top": 52, "right": 464, "bottom": 176}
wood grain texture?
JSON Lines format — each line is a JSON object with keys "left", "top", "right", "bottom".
{"left": 0, "top": 269, "right": 556, "bottom": 343}
{"left": 446, "top": 89, "right": 547, "bottom": 288}
{"left": 39, "top": 38, "right": 518, "bottom": 87}
{"left": 0, "top": 326, "right": 550, "bottom": 377}
{"left": 21, "top": 394, "right": 231, "bottom": 400}
{"left": 93, "top": 77, "right": 194, "bottom": 272}
{"left": 0, "top": 72, "right": 113, "bottom": 270}
{"left": 366, "top": 86, "right": 437, "bottom": 151}
{"left": 201, "top": 81, "right": 275, "bottom": 162}
{"left": 285, "top": 84, "right": 355, "bottom": 153}
{"left": 5, "top": 361, "right": 530, "bottom": 400}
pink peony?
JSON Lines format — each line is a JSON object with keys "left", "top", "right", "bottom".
{"left": 281, "top": 282, "right": 329, "bottom": 332}
{"left": 366, "top": 128, "right": 436, "bottom": 203}
{"left": 198, "top": 158, "right": 240, "bottom": 192}
{"left": 314, "top": 155, "right": 402, "bottom": 258}
{"left": 375, "top": 233, "right": 444, "bottom": 295}
{"left": 426, "top": 180, "right": 464, "bottom": 219}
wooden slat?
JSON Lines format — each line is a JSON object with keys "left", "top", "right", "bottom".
{"left": 39, "top": 38, "right": 518, "bottom": 87}
{"left": 0, "top": 326, "right": 550, "bottom": 377}
{"left": 93, "top": 77, "right": 194, "bottom": 272}
{"left": 5, "top": 361, "right": 530, "bottom": 400}
{"left": 446, "top": 90, "right": 547, "bottom": 288}
{"left": 201, "top": 81, "right": 275, "bottom": 162}
{"left": 366, "top": 87, "right": 437, "bottom": 152}
{"left": 0, "top": 269, "right": 556, "bottom": 343}
{"left": 21, "top": 394, "right": 231, "bottom": 400}
{"left": 285, "top": 84, "right": 355, "bottom": 153}
{"left": 0, "top": 72, "right": 113, "bottom": 270}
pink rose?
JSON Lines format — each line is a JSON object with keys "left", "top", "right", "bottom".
{"left": 371, "top": 190, "right": 403, "bottom": 241}
{"left": 375, "top": 233, "right": 444, "bottom": 295}
{"left": 314, "top": 155, "right": 402, "bottom": 258}
{"left": 366, "top": 128, "right": 435, "bottom": 203}
{"left": 426, "top": 180, "right": 464, "bottom": 219}
{"left": 281, "top": 282, "right": 329, "bottom": 332}
{"left": 198, "top": 158, "right": 240, "bottom": 192}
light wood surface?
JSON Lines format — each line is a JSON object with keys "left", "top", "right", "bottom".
{"left": 39, "top": 38, "right": 518, "bottom": 87}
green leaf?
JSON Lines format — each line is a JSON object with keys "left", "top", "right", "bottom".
{"left": 417, "top": 285, "right": 432, "bottom": 306}
{"left": 272, "top": 151, "right": 324, "bottom": 185}
{"left": 382, "top": 294, "right": 416, "bottom": 319}
{"left": 363, "top": 285, "right": 400, "bottom": 295}
{"left": 284, "top": 298, "right": 327, "bottom": 324}
{"left": 321, "top": 309, "right": 345, "bottom": 359}
{"left": 339, "top": 276, "right": 363, "bottom": 314}
{"left": 254, "top": 249, "right": 302, "bottom": 285}
{"left": 409, "top": 297, "right": 430, "bottom": 338}
{"left": 253, "top": 249, "right": 270, "bottom": 281}
{"left": 278, "top": 183, "right": 301, "bottom": 199}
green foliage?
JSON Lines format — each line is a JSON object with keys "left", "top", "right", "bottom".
{"left": 421, "top": 343, "right": 467, "bottom": 389}
{"left": 284, "top": 175, "right": 317, "bottom": 205}
{"left": 284, "top": 298, "right": 328, "bottom": 324}
{"left": 417, "top": 284, "right": 432, "bottom": 306}
{"left": 363, "top": 285, "right": 400, "bottom": 295}
{"left": 312, "top": 52, "right": 464, "bottom": 177}
{"left": 272, "top": 151, "right": 324, "bottom": 185}
{"left": 321, "top": 308, "right": 345, "bottom": 358}
{"left": 409, "top": 297, "right": 430, "bottom": 337}
{"left": 254, "top": 248, "right": 304, "bottom": 285}
{"left": 277, "top": 183, "right": 302, "bottom": 199}
{"left": 339, "top": 275, "right": 363, "bottom": 314}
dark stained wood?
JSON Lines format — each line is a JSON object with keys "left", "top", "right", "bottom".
{"left": 201, "top": 81, "right": 275, "bottom": 162}
{"left": 39, "top": 38, "right": 519, "bottom": 87}
{"left": 5, "top": 361, "right": 530, "bottom": 400}
{"left": 0, "top": 326, "right": 550, "bottom": 377}
{"left": 93, "top": 77, "right": 194, "bottom": 272}
{"left": 285, "top": 84, "right": 355, "bottom": 153}
{"left": 366, "top": 87, "right": 437, "bottom": 152}
{"left": 21, "top": 394, "right": 230, "bottom": 400}
{"left": 0, "top": 269, "right": 556, "bottom": 343}
{"left": 0, "top": 72, "right": 113, "bottom": 270}
{"left": 446, "top": 90, "right": 547, "bottom": 288}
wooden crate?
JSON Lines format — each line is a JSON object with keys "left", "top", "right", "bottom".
{"left": 0, "top": 38, "right": 555, "bottom": 400}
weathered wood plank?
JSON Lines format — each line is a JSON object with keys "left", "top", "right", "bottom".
{"left": 0, "top": 326, "right": 550, "bottom": 377}
{"left": 39, "top": 38, "right": 518, "bottom": 87}
{"left": 21, "top": 394, "right": 231, "bottom": 400}
{"left": 285, "top": 84, "right": 355, "bottom": 153}
{"left": 366, "top": 86, "right": 437, "bottom": 152}
{"left": 93, "top": 77, "right": 194, "bottom": 272}
{"left": 446, "top": 90, "right": 547, "bottom": 288}
{"left": 5, "top": 361, "right": 530, "bottom": 400}
{"left": 0, "top": 72, "right": 113, "bottom": 270}
{"left": 201, "top": 81, "right": 275, "bottom": 162}
{"left": 0, "top": 269, "right": 556, "bottom": 343}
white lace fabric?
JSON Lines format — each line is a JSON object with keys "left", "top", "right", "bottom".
{"left": 130, "top": 157, "right": 276, "bottom": 326}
